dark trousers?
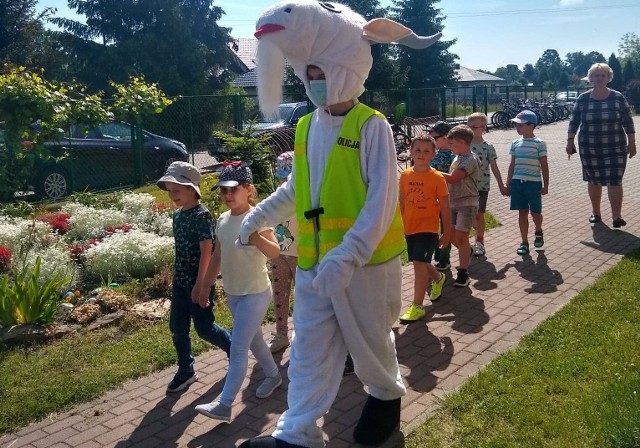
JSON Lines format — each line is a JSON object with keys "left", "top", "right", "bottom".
{"left": 169, "top": 283, "right": 231, "bottom": 373}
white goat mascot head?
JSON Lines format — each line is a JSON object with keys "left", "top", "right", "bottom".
{"left": 254, "top": 0, "right": 442, "bottom": 117}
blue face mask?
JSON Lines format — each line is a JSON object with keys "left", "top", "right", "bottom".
{"left": 308, "top": 80, "right": 327, "bottom": 107}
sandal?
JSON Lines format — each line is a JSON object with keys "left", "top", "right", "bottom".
{"left": 533, "top": 230, "right": 544, "bottom": 248}
{"left": 589, "top": 214, "right": 601, "bottom": 224}
{"left": 516, "top": 242, "right": 530, "bottom": 255}
{"left": 613, "top": 217, "right": 627, "bottom": 229}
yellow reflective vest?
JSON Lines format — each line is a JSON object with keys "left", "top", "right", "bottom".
{"left": 294, "top": 103, "right": 406, "bottom": 270}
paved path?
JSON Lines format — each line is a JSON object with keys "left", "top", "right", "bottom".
{"left": 3, "top": 118, "right": 640, "bottom": 448}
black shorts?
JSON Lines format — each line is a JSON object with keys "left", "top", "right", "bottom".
{"left": 405, "top": 232, "right": 439, "bottom": 263}
{"left": 478, "top": 190, "right": 489, "bottom": 213}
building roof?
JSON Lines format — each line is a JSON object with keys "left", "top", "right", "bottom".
{"left": 233, "top": 38, "right": 258, "bottom": 70}
{"left": 232, "top": 68, "right": 257, "bottom": 87}
{"left": 456, "top": 66, "right": 504, "bottom": 83}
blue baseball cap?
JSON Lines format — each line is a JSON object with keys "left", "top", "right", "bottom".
{"left": 511, "top": 110, "right": 538, "bottom": 125}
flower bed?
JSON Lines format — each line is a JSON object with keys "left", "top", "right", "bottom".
{"left": 0, "top": 191, "right": 176, "bottom": 335}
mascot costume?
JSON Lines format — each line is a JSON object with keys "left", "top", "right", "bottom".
{"left": 238, "top": 1, "right": 441, "bottom": 446}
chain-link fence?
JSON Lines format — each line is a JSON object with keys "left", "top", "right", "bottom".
{"left": 2, "top": 85, "right": 582, "bottom": 204}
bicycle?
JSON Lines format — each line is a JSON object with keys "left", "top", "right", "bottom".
{"left": 387, "top": 114, "right": 411, "bottom": 163}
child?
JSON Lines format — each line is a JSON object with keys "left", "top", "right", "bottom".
{"left": 467, "top": 112, "right": 507, "bottom": 256}
{"left": 428, "top": 121, "right": 454, "bottom": 272}
{"left": 268, "top": 151, "right": 297, "bottom": 353}
{"left": 398, "top": 136, "right": 451, "bottom": 322}
{"left": 156, "top": 161, "right": 232, "bottom": 394}
{"left": 505, "top": 110, "right": 549, "bottom": 256}
{"left": 442, "top": 125, "right": 479, "bottom": 287}
{"left": 194, "top": 162, "right": 283, "bottom": 423}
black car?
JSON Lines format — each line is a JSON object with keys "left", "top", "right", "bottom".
{"left": 208, "top": 101, "right": 311, "bottom": 158}
{"left": 1, "top": 122, "right": 189, "bottom": 200}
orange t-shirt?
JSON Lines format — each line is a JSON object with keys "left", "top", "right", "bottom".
{"left": 399, "top": 167, "right": 448, "bottom": 235}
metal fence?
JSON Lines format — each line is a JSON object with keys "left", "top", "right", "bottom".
{"left": 2, "top": 84, "right": 581, "bottom": 204}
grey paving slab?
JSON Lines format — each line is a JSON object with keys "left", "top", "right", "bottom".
{"left": 2, "top": 117, "right": 640, "bottom": 448}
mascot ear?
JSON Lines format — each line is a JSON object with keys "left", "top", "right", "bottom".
{"left": 363, "top": 18, "right": 442, "bottom": 49}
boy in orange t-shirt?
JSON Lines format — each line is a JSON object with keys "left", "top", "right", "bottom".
{"left": 399, "top": 136, "right": 451, "bottom": 323}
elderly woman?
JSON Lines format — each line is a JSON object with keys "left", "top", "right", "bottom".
{"left": 567, "top": 63, "right": 636, "bottom": 228}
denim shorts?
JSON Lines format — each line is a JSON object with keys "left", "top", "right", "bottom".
{"left": 405, "top": 232, "right": 439, "bottom": 263}
{"left": 510, "top": 180, "right": 542, "bottom": 213}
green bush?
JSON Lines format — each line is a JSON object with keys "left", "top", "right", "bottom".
{"left": 0, "top": 256, "right": 69, "bottom": 327}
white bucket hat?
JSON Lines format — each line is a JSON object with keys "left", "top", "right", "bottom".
{"left": 157, "top": 161, "right": 202, "bottom": 197}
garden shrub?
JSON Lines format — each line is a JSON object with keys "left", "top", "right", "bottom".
{"left": 0, "top": 256, "right": 70, "bottom": 327}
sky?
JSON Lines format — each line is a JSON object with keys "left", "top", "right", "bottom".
{"left": 36, "top": 0, "right": 640, "bottom": 73}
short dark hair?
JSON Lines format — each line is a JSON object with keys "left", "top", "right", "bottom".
{"left": 410, "top": 135, "right": 436, "bottom": 151}
{"left": 447, "top": 125, "right": 474, "bottom": 145}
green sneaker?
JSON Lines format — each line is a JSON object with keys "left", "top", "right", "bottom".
{"left": 516, "top": 242, "right": 530, "bottom": 255}
{"left": 430, "top": 273, "right": 446, "bottom": 301}
{"left": 399, "top": 304, "right": 425, "bottom": 322}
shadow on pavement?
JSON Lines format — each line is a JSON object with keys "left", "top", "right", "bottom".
{"left": 114, "top": 378, "right": 225, "bottom": 448}
{"left": 508, "top": 251, "right": 564, "bottom": 294}
{"left": 580, "top": 224, "right": 640, "bottom": 254}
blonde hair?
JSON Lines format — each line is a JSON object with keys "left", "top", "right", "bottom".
{"left": 587, "top": 63, "right": 613, "bottom": 82}
{"left": 447, "top": 125, "right": 474, "bottom": 145}
{"left": 468, "top": 112, "right": 488, "bottom": 125}
{"left": 245, "top": 183, "right": 258, "bottom": 207}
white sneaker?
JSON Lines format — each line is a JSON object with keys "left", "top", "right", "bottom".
{"left": 268, "top": 331, "right": 290, "bottom": 353}
{"left": 256, "top": 372, "right": 283, "bottom": 398}
{"left": 194, "top": 400, "right": 232, "bottom": 423}
{"left": 473, "top": 241, "right": 486, "bottom": 256}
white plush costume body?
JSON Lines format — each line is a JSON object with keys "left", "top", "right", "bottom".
{"left": 239, "top": 2, "right": 441, "bottom": 447}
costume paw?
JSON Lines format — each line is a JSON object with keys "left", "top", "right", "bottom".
{"left": 238, "top": 436, "right": 305, "bottom": 448}
{"left": 312, "top": 257, "right": 354, "bottom": 298}
{"left": 239, "top": 211, "right": 267, "bottom": 245}
{"left": 353, "top": 395, "right": 401, "bottom": 445}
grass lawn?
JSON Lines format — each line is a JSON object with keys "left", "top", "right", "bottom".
{"left": 405, "top": 250, "right": 640, "bottom": 448}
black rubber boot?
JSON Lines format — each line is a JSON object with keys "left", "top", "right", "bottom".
{"left": 353, "top": 395, "right": 401, "bottom": 446}
{"left": 238, "top": 436, "right": 306, "bottom": 448}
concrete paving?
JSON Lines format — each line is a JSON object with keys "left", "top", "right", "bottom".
{"left": 2, "top": 117, "right": 640, "bottom": 448}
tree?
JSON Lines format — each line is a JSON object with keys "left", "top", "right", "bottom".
{"left": 535, "top": 49, "right": 569, "bottom": 88}
{"left": 522, "top": 64, "right": 536, "bottom": 83}
{"left": 0, "top": 0, "right": 54, "bottom": 67}
{"left": 618, "top": 32, "right": 640, "bottom": 68}
{"left": 625, "top": 79, "right": 640, "bottom": 111}
{"left": 608, "top": 53, "right": 624, "bottom": 91}
{"left": 565, "top": 51, "right": 606, "bottom": 78}
{"left": 51, "top": 0, "right": 237, "bottom": 95}
{"left": 494, "top": 64, "right": 522, "bottom": 84}
{"left": 622, "top": 60, "right": 636, "bottom": 87}
{"left": 390, "top": 0, "right": 457, "bottom": 90}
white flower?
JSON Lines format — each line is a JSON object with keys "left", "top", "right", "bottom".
{"left": 62, "top": 203, "right": 129, "bottom": 242}
{"left": 84, "top": 228, "right": 174, "bottom": 281}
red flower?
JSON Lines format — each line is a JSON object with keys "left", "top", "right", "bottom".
{"left": 69, "top": 239, "right": 102, "bottom": 260}
{"left": 104, "top": 224, "right": 133, "bottom": 236}
{"left": 0, "top": 246, "right": 12, "bottom": 272}
{"left": 37, "top": 213, "right": 71, "bottom": 235}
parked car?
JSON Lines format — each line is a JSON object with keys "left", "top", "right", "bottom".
{"left": 207, "top": 101, "right": 311, "bottom": 158}
{"left": 555, "top": 91, "right": 579, "bottom": 104}
{"left": 1, "top": 121, "right": 189, "bottom": 200}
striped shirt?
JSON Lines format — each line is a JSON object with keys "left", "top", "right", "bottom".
{"left": 509, "top": 137, "right": 547, "bottom": 182}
